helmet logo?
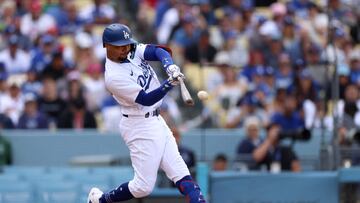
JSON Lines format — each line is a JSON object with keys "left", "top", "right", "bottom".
{"left": 123, "top": 31, "right": 130, "bottom": 39}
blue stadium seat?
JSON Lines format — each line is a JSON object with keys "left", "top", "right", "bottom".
{"left": 47, "top": 166, "right": 91, "bottom": 178}
{"left": 0, "top": 181, "right": 34, "bottom": 203}
{"left": 71, "top": 174, "right": 111, "bottom": 202}
{"left": 0, "top": 174, "right": 21, "bottom": 182}
{"left": 36, "top": 181, "right": 79, "bottom": 203}
{"left": 22, "top": 173, "right": 66, "bottom": 184}
{"left": 3, "top": 166, "right": 48, "bottom": 176}
{"left": 91, "top": 166, "right": 134, "bottom": 187}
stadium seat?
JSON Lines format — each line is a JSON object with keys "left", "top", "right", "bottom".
{"left": 47, "top": 166, "right": 91, "bottom": 178}
{"left": 0, "top": 173, "right": 21, "bottom": 182}
{"left": 36, "top": 181, "right": 79, "bottom": 203}
{"left": 3, "top": 166, "right": 48, "bottom": 175}
{"left": 91, "top": 166, "right": 134, "bottom": 187}
{"left": 0, "top": 181, "right": 34, "bottom": 203}
{"left": 22, "top": 173, "right": 66, "bottom": 184}
{"left": 71, "top": 174, "right": 112, "bottom": 202}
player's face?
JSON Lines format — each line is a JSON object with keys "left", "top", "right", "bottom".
{"left": 106, "top": 44, "right": 131, "bottom": 62}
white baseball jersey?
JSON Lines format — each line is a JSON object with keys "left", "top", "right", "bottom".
{"left": 105, "top": 43, "right": 162, "bottom": 115}
{"left": 104, "top": 43, "right": 190, "bottom": 198}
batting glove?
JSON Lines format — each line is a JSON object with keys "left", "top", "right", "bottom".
{"left": 166, "top": 76, "right": 180, "bottom": 86}
{"left": 166, "top": 64, "right": 184, "bottom": 79}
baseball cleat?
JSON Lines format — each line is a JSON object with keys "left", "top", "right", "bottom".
{"left": 87, "top": 187, "right": 104, "bottom": 203}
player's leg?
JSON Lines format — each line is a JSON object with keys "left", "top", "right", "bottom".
{"left": 158, "top": 117, "right": 206, "bottom": 203}
{"left": 89, "top": 118, "right": 166, "bottom": 202}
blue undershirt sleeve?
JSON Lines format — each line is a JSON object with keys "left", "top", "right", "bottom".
{"left": 135, "top": 80, "right": 173, "bottom": 106}
{"left": 143, "top": 45, "right": 174, "bottom": 69}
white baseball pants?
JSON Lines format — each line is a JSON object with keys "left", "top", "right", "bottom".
{"left": 119, "top": 115, "right": 190, "bottom": 198}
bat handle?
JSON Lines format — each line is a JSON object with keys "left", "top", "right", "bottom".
{"left": 177, "top": 77, "right": 195, "bottom": 106}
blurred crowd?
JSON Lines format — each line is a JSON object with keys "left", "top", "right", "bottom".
{"left": 0, "top": 0, "right": 359, "bottom": 139}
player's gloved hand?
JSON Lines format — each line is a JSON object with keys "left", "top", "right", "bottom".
{"left": 166, "top": 64, "right": 184, "bottom": 79}
{"left": 166, "top": 76, "right": 180, "bottom": 86}
{"left": 161, "top": 76, "right": 180, "bottom": 92}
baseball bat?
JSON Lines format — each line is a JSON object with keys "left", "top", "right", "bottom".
{"left": 177, "top": 77, "right": 194, "bottom": 106}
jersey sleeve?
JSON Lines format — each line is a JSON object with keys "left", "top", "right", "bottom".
{"left": 105, "top": 74, "right": 143, "bottom": 106}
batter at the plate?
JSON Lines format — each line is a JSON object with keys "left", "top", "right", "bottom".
{"left": 87, "top": 23, "right": 206, "bottom": 203}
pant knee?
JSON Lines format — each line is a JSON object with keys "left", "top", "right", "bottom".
{"left": 129, "top": 179, "right": 156, "bottom": 198}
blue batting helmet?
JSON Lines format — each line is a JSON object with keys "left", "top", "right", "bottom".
{"left": 102, "top": 24, "right": 137, "bottom": 47}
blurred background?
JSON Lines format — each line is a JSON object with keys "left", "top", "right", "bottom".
{"left": 0, "top": 0, "right": 359, "bottom": 202}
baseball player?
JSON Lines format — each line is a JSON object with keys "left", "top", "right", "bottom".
{"left": 87, "top": 23, "right": 206, "bottom": 203}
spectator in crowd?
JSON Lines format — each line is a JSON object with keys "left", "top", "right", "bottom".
{"left": 172, "top": 127, "right": 196, "bottom": 170}
{"left": 239, "top": 50, "right": 265, "bottom": 82}
{"left": 262, "top": 66, "right": 276, "bottom": 105}
{"left": 83, "top": 63, "right": 107, "bottom": 112}
{"left": 282, "top": 16, "right": 301, "bottom": 61}
{"left": 226, "top": 93, "right": 268, "bottom": 128}
{"left": 0, "top": 34, "right": 31, "bottom": 74}
{"left": 153, "top": 0, "right": 177, "bottom": 30}
{"left": 274, "top": 53, "right": 294, "bottom": 91}
{"left": 270, "top": 93, "right": 305, "bottom": 131}
{"left": 44, "top": 0, "right": 67, "bottom": 27}
{"left": 0, "top": 67, "right": 11, "bottom": 128}
{"left": 252, "top": 123, "right": 301, "bottom": 172}
{"left": 65, "top": 71, "right": 85, "bottom": 102}
{"left": 262, "top": 27, "right": 284, "bottom": 69}
{"left": 337, "top": 84, "right": 360, "bottom": 130}
{"left": 0, "top": 81, "right": 24, "bottom": 126}
{"left": 68, "top": 32, "right": 97, "bottom": 73}
{"left": 0, "top": 0, "right": 17, "bottom": 26}
{"left": 304, "top": 44, "right": 328, "bottom": 88}
{"left": 212, "top": 153, "right": 228, "bottom": 171}
{"left": 294, "top": 69, "right": 318, "bottom": 103}
{"left": 349, "top": 49, "right": 360, "bottom": 86}
{"left": 45, "top": 0, "right": 84, "bottom": 35}
{"left": 237, "top": 116, "right": 263, "bottom": 169}
{"left": 31, "top": 34, "right": 59, "bottom": 73}
{"left": 1, "top": 24, "right": 32, "bottom": 52}
{"left": 79, "top": 0, "right": 115, "bottom": 24}
{"left": 41, "top": 51, "right": 68, "bottom": 81}
{"left": 20, "top": 0, "right": 56, "bottom": 41}
{"left": 326, "top": 64, "right": 351, "bottom": 101}
{"left": 17, "top": 93, "right": 48, "bottom": 129}
{"left": 156, "top": 1, "right": 185, "bottom": 45}
{"left": 37, "top": 77, "right": 67, "bottom": 125}
{"left": 208, "top": 62, "right": 248, "bottom": 127}
{"left": 133, "top": 2, "right": 157, "bottom": 44}
{"left": 0, "top": 64, "right": 7, "bottom": 97}
{"left": 216, "top": 28, "right": 248, "bottom": 69}
{"left": 171, "top": 13, "right": 201, "bottom": 62}
{"left": 57, "top": 97, "right": 97, "bottom": 129}
{"left": 206, "top": 53, "right": 231, "bottom": 92}
{"left": 198, "top": 0, "right": 216, "bottom": 26}
{"left": 21, "top": 68, "right": 43, "bottom": 98}
{"left": 294, "top": 70, "right": 318, "bottom": 128}
{"left": 184, "top": 29, "right": 217, "bottom": 64}
{"left": 312, "top": 100, "right": 334, "bottom": 131}
{"left": 0, "top": 113, "right": 14, "bottom": 129}
{"left": 100, "top": 95, "right": 122, "bottom": 132}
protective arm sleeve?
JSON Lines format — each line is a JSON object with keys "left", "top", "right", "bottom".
{"left": 135, "top": 79, "right": 173, "bottom": 106}
{"left": 143, "top": 45, "right": 174, "bottom": 69}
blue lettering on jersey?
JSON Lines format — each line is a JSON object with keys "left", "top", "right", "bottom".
{"left": 137, "top": 59, "right": 154, "bottom": 91}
